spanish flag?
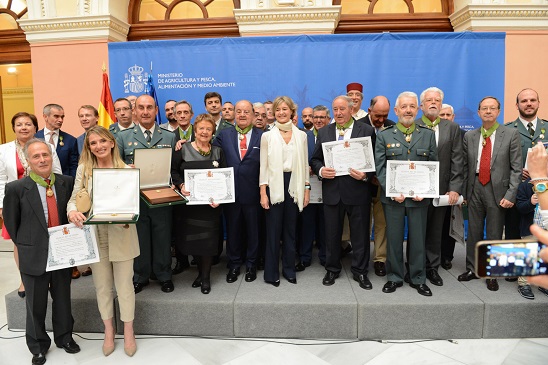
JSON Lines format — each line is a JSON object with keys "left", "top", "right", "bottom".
{"left": 98, "top": 69, "right": 115, "bottom": 128}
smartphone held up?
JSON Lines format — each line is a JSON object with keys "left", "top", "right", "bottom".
{"left": 475, "top": 240, "right": 548, "bottom": 278}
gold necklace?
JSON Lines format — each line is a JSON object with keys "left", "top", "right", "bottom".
{"left": 195, "top": 142, "right": 211, "bottom": 156}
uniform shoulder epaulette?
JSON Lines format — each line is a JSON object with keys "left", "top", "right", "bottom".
{"left": 504, "top": 121, "right": 517, "bottom": 126}
{"left": 417, "top": 124, "right": 432, "bottom": 130}
{"left": 381, "top": 124, "right": 395, "bottom": 131}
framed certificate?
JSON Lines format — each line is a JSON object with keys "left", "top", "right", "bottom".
{"left": 184, "top": 167, "right": 235, "bottom": 205}
{"left": 85, "top": 168, "right": 140, "bottom": 224}
{"left": 309, "top": 174, "right": 323, "bottom": 204}
{"left": 386, "top": 160, "right": 440, "bottom": 198}
{"left": 46, "top": 224, "right": 99, "bottom": 272}
{"left": 321, "top": 136, "right": 375, "bottom": 176}
{"left": 134, "top": 148, "right": 188, "bottom": 207}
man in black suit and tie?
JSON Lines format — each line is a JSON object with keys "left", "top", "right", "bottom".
{"left": 311, "top": 96, "right": 376, "bottom": 290}
{"left": 35, "top": 104, "right": 79, "bottom": 177}
{"left": 4, "top": 139, "right": 80, "bottom": 365}
{"left": 359, "top": 96, "right": 395, "bottom": 277}
{"left": 204, "top": 92, "right": 233, "bottom": 138}
{"left": 213, "top": 100, "right": 263, "bottom": 282}
{"left": 458, "top": 96, "right": 522, "bottom": 291}
{"left": 415, "top": 87, "right": 463, "bottom": 287}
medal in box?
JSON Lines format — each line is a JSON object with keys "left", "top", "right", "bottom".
{"left": 85, "top": 168, "right": 140, "bottom": 224}
{"left": 134, "top": 148, "right": 187, "bottom": 207}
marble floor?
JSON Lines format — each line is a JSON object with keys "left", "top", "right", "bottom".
{"left": 1, "top": 239, "right": 547, "bottom": 365}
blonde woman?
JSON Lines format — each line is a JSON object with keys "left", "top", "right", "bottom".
{"left": 259, "top": 96, "right": 310, "bottom": 286}
{"left": 67, "top": 126, "right": 139, "bottom": 357}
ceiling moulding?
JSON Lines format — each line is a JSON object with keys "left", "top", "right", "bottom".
{"left": 450, "top": 4, "right": 548, "bottom": 31}
{"left": 18, "top": 15, "right": 130, "bottom": 44}
{"left": 233, "top": 7, "right": 342, "bottom": 36}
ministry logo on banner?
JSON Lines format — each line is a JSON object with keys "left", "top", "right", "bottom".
{"left": 123, "top": 64, "right": 149, "bottom": 94}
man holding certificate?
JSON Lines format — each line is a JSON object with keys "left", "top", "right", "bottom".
{"left": 4, "top": 139, "right": 80, "bottom": 365}
{"left": 375, "top": 91, "right": 438, "bottom": 297}
{"left": 310, "top": 95, "right": 376, "bottom": 290}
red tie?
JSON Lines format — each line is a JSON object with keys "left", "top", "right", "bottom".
{"left": 479, "top": 137, "right": 491, "bottom": 185}
{"left": 239, "top": 134, "right": 247, "bottom": 160}
{"left": 44, "top": 179, "right": 60, "bottom": 227}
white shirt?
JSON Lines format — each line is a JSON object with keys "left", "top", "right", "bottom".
{"left": 139, "top": 124, "right": 154, "bottom": 141}
{"left": 352, "top": 109, "right": 367, "bottom": 120}
{"left": 282, "top": 135, "right": 295, "bottom": 172}
{"left": 476, "top": 129, "right": 496, "bottom": 174}
{"left": 119, "top": 122, "right": 135, "bottom": 131}
{"left": 43, "top": 127, "right": 59, "bottom": 148}
{"left": 334, "top": 121, "right": 354, "bottom": 141}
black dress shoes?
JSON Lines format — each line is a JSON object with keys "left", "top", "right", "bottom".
{"left": 160, "top": 280, "right": 174, "bottom": 293}
{"left": 32, "top": 352, "right": 46, "bottom": 365}
{"left": 57, "top": 339, "right": 81, "bottom": 354}
{"left": 265, "top": 280, "right": 280, "bottom": 287}
{"left": 283, "top": 274, "right": 297, "bottom": 284}
{"left": 201, "top": 278, "right": 211, "bottom": 294}
{"left": 410, "top": 283, "right": 433, "bottom": 297}
{"left": 322, "top": 271, "right": 339, "bottom": 286}
{"left": 373, "top": 261, "right": 386, "bottom": 277}
{"left": 172, "top": 259, "right": 189, "bottom": 275}
{"left": 457, "top": 270, "right": 479, "bottom": 281}
{"left": 426, "top": 269, "right": 444, "bottom": 286}
{"left": 353, "top": 274, "right": 373, "bottom": 290}
{"left": 441, "top": 259, "right": 452, "bottom": 270}
{"left": 18, "top": 290, "right": 25, "bottom": 298}
{"left": 295, "top": 261, "right": 310, "bottom": 272}
{"left": 226, "top": 268, "right": 240, "bottom": 283}
{"left": 486, "top": 279, "right": 499, "bottom": 291}
{"left": 382, "top": 281, "right": 403, "bottom": 293}
{"left": 133, "top": 281, "right": 149, "bottom": 294}
{"left": 192, "top": 275, "right": 202, "bottom": 288}
{"left": 245, "top": 267, "right": 257, "bottom": 282}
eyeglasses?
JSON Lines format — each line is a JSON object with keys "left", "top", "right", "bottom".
{"left": 480, "top": 107, "right": 499, "bottom": 112}
{"left": 255, "top": 113, "right": 267, "bottom": 118}
{"left": 115, "top": 107, "right": 131, "bottom": 112}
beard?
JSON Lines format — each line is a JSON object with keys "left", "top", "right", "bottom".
{"left": 303, "top": 121, "right": 313, "bottom": 128}
{"left": 399, "top": 117, "right": 414, "bottom": 127}
{"left": 519, "top": 107, "right": 538, "bottom": 119}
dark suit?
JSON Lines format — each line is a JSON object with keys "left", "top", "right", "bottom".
{"left": 297, "top": 129, "right": 326, "bottom": 265}
{"left": 214, "top": 118, "right": 234, "bottom": 139}
{"left": 375, "top": 124, "right": 437, "bottom": 285}
{"left": 503, "top": 118, "right": 548, "bottom": 240}
{"left": 463, "top": 126, "right": 522, "bottom": 271}
{"left": 310, "top": 120, "right": 376, "bottom": 276}
{"left": 414, "top": 118, "right": 463, "bottom": 271}
{"left": 108, "top": 122, "right": 135, "bottom": 137}
{"left": 116, "top": 125, "right": 176, "bottom": 284}
{"left": 35, "top": 129, "right": 79, "bottom": 177}
{"left": 173, "top": 126, "right": 196, "bottom": 144}
{"left": 516, "top": 178, "right": 535, "bottom": 238}
{"left": 213, "top": 127, "right": 263, "bottom": 269}
{"left": 360, "top": 116, "right": 396, "bottom": 264}
{"left": 3, "top": 174, "right": 75, "bottom": 355}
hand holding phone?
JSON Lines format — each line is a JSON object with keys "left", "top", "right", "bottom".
{"left": 475, "top": 239, "right": 548, "bottom": 278}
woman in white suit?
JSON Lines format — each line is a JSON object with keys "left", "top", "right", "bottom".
{"left": 67, "top": 125, "right": 139, "bottom": 357}
{"left": 0, "top": 112, "right": 62, "bottom": 298}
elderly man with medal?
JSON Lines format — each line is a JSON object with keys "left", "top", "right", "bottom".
{"left": 375, "top": 91, "right": 438, "bottom": 297}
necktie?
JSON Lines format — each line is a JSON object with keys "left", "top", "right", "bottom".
{"left": 527, "top": 122, "right": 534, "bottom": 136}
{"left": 239, "top": 133, "right": 247, "bottom": 160}
{"left": 44, "top": 179, "right": 59, "bottom": 227}
{"left": 479, "top": 136, "right": 492, "bottom": 185}
{"left": 145, "top": 130, "right": 151, "bottom": 143}
{"left": 48, "top": 132, "right": 55, "bottom": 146}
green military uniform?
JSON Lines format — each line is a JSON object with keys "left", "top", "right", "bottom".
{"left": 116, "top": 125, "right": 176, "bottom": 285}
{"left": 375, "top": 124, "right": 437, "bottom": 285}
{"left": 214, "top": 118, "right": 234, "bottom": 140}
{"left": 504, "top": 118, "right": 548, "bottom": 240}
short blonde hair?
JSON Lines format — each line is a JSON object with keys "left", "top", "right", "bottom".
{"left": 272, "top": 96, "right": 297, "bottom": 120}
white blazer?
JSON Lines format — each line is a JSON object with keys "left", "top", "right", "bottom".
{"left": 0, "top": 141, "right": 63, "bottom": 208}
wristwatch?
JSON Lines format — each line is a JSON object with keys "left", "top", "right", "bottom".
{"left": 533, "top": 182, "right": 548, "bottom": 194}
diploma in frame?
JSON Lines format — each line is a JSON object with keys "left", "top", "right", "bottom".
{"left": 184, "top": 167, "right": 235, "bottom": 205}
{"left": 46, "top": 224, "right": 99, "bottom": 272}
{"left": 322, "top": 137, "right": 375, "bottom": 176}
{"left": 386, "top": 160, "right": 439, "bottom": 198}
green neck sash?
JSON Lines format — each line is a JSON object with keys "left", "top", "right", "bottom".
{"left": 29, "top": 171, "right": 55, "bottom": 188}
{"left": 235, "top": 124, "right": 253, "bottom": 135}
{"left": 481, "top": 122, "right": 499, "bottom": 139}
{"left": 336, "top": 119, "right": 353, "bottom": 131}
{"left": 179, "top": 125, "right": 193, "bottom": 140}
{"left": 396, "top": 122, "right": 416, "bottom": 135}
{"left": 421, "top": 115, "right": 441, "bottom": 129}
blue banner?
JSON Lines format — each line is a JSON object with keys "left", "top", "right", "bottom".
{"left": 109, "top": 32, "right": 505, "bottom": 130}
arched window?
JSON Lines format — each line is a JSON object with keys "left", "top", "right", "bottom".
{"left": 127, "top": 0, "right": 454, "bottom": 40}
{"left": 0, "top": 0, "right": 30, "bottom": 63}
